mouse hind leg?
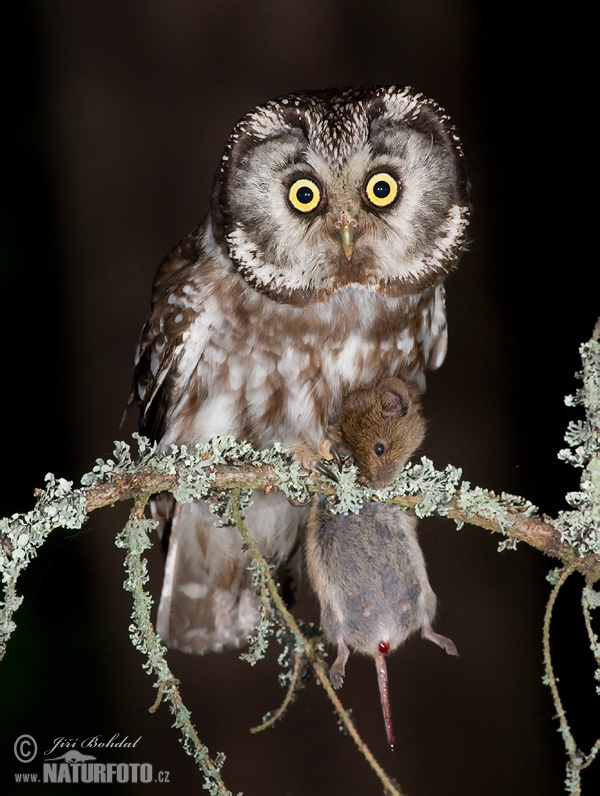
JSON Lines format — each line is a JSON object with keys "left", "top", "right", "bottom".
{"left": 421, "top": 616, "right": 458, "bottom": 656}
{"left": 329, "top": 639, "right": 350, "bottom": 688}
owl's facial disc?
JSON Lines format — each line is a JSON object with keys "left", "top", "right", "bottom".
{"left": 219, "top": 87, "right": 471, "bottom": 304}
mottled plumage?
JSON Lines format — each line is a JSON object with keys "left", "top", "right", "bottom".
{"left": 130, "top": 85, "right": 470, "bottom": 653}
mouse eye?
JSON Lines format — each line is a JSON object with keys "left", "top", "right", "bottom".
{"left": 373, "top": 442, "right": 386, "bottom": 457}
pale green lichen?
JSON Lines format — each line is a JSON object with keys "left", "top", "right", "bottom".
{"left": 156, "top": 435, "right": 312, "bottom": 508}
{"left": 384, "top": 457, "right": 462, "bottom": 518}
{"left": 542, "top": 334, "right": 600, "bottom": 794}
{"left": 81, "top": 435, "right": 154, "bottom": 485}
{"left": 554, "top": 338, "right": 600, "bottom": 559}
{"left": 327, "top": 461, "right": 365, "bottom": 515}
{"left": 239, "top": 558, "right": 276, "bottom": 666}
{"left": 160, "top": 447, "right": 214, "bottom": 504}
{"left": 584, "top": 586, "right": 600, "bottom": 609}
{"left": 546, "top": 567, "right": 563, "bottom": 586}
{"left": 257, "top": 441, "right": 310, "bottom": 506}
{"left": 1, "top": 328, "right": 599, "bottom": 793}
{"left": 456, "top": 483, "right": 514, "bottom": 531}
{"left": 0, "top": 474, "right": 88, "bottom": 658}
{"left": 116, "top": 510, "right": 234, "bottom": 795}
{"left": 582, "top": 586, "right": 600, "bottom": 698}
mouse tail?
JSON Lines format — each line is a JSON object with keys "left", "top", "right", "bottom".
{"left": 375, "top": 647, "right": 395, "bottom": 751}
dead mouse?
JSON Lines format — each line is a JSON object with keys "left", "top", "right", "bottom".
{"left": 305, "top": 378, "right": 456, "bottom": 749}
{"left": 306, "top": 500, "right": 457, "bottom": 750}
{"left": 331, "top": 376, "right": 426, "bottom": 489}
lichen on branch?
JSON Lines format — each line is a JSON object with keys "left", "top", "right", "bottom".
{"left": 1, "top": 321, "right": 599, "bottom": 795}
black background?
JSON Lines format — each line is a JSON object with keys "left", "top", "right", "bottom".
{"left": 1, "top": 3, "right": 597, "bottom": 794}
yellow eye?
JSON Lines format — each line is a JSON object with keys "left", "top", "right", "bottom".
{"left": 365, "top": 172, "right": 399, "bottom": 208}
{"left": 288, "top": 178, "right": 321, "bottom": 213}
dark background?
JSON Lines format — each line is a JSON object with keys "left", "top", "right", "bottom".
{"left": 1, "top": 2, "right": 597, "bottom": 794}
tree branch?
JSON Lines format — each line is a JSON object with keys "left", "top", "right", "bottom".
{"left": 1, "top": 322, "right": 599, "bottom": 794}
{"left": 45, "top": 454, "right": 600, "bottom": 585}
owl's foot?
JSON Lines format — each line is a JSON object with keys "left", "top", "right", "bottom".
{"left": 290, "top": 439, "right": 340, "bottom": 481}
{"left": 319, "top": 437, "right": 343, "bottom": 471}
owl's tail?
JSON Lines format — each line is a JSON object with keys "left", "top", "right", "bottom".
{"left": 155, "top": 492, "right": 305, "bottom": 654}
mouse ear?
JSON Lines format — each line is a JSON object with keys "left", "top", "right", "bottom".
{"left": 341, "top": 388, "right": 368, "bottom": 415}
{"left": 380, "top": 387, "right": 409, "bottom": 419}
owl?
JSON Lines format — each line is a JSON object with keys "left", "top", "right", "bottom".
{"left": 130, "top": 85, "right": 470, "bottom": 654}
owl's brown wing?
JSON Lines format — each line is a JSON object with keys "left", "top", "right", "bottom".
{"left": 128, "top": 230, "right": 210, "bottom": 559}
{"left": 130, "top": 229, "right": 203, "bottom": 442}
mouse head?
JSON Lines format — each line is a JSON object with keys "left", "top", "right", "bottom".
{"left": 339, "top": 377, "right": 425, "bottom": 488}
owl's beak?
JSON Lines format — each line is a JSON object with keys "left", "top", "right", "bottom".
{"left": 337, "top": 212, "right": 355, "bottom": 261}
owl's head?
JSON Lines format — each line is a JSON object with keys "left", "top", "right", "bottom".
{"left": 213, "top": 86, "right": 470, "bottom": 305}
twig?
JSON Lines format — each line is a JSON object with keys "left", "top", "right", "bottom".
{"left": 582, "top": 588, "right": 600, "bottom": 669}
{"left": 249, "top": 650, "right": 304, "bottom": 734}
{"left": 117, "top": 500, "right": 232, "bottom": 796}
{"left": 542, "top": 563, "right": 600, "bottom": 794}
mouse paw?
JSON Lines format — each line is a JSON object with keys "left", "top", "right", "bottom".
{"left": 329, "top": 639, "right": 350, "bottom": 688}
{"left": 436, "top": 633, "right": 459, "bottom": 657}
{"left": 329, "top": 663, "right": 345, "bottom": 689}
{"left": 422, "top": 620, "right": 459, "bottom": 657}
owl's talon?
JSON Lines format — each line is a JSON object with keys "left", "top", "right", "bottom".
{"left": 285, "top": 494, "right": 312, "bottom": 507}
{"left": 317, "top": 437, "right": 342, "bottom": 470}
{"left": 290, "top": 442, "right": 338, "bottom": 479}
{"left": 314, "top": 461, "right": 338, "bottom": 481}
{"left": 330, "top": 444, "right": 343, "bottom": 471}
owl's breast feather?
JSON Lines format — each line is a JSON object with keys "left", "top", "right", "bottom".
{"left": 158, "top": 240, "right": 436, "bottom": 450}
